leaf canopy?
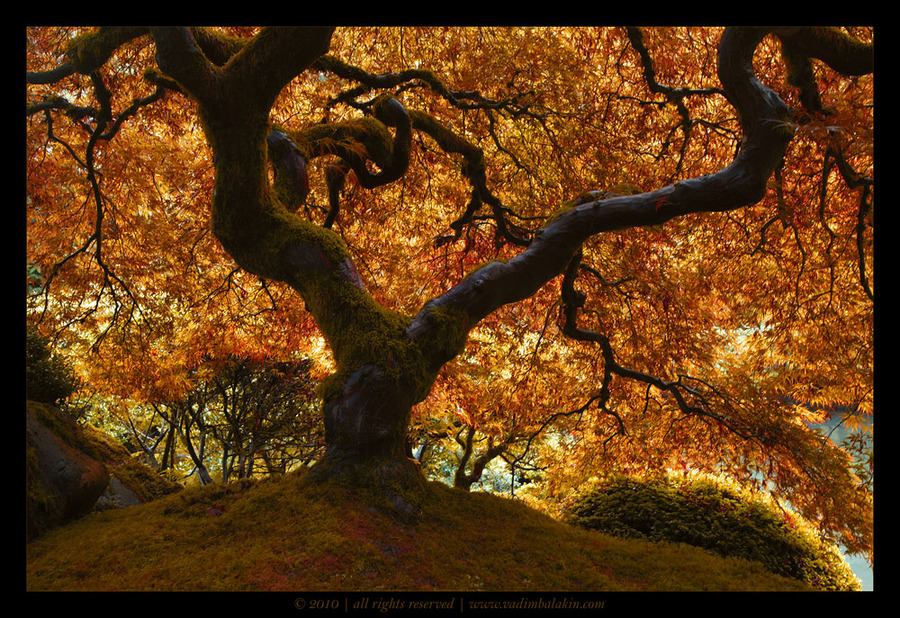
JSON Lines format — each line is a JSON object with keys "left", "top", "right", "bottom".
{"left": 26, "top": 26, "right": 873, "bottom": 559}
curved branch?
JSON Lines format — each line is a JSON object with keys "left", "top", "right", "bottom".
{"left": 63, "top": 27, "right": 150, "bottom": 75}
{"left": 452, "top": 426, "right": 508, "bottom": 491}
{"left": 777, "top": 27, "right": 873, "bottom": 78}
{"left": 407, "top": 27, "right": 801, "bottom": 371}
{"left": 279, "top": 95, "right": 411, "bottom": 226}
{"left": 559, "top": 252, "right": 762, "bottom": 445}
{"left": 778, "top": 28, "right": 873, "bottom": 114}
{"left": 410, "top": 110, "right": 531, "bottom": 246}
{"left": 345, "top": 95, "right": 412, "bottom": 189}
{"left": 626, "top": 27, "right": 728, "bottom": 178}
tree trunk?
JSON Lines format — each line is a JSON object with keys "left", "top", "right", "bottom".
{"left": 302, "top": 359, "right": 431, "bottom": 514}
{"left": 148, "top": 26, "right": 826, "bottom": 513}
{"left": 178, "top": 418, "right": 213, "bottom": 485}
{"left": 453, "top": 427, "right": 507, "bottom": 492}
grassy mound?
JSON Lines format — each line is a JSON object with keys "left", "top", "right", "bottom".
{"left": 25, "top": 471, "right": 814, "bottom": 592}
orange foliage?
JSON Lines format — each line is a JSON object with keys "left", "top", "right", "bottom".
{"left": 26, "top": 27, "right": 873, "bottom": 558}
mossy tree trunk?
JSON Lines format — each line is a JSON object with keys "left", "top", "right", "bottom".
{"left": 148, "top": 27, "right": 870, "bottom": 512}
{"left": 149, "top": 28, "right": 459, "bottom": 509}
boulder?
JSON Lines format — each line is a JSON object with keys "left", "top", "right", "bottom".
{"left": 26, "top": 402, "right": 183, "bottom": 541}
{"left": 93, "top": 476, "right": 143, "bottom": 511}
{"left": 26, "top": 405, "right": 109, "bottom": 540}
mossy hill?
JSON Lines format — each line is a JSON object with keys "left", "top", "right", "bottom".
{"left": 26, "top": 470, "right": 814, "bottom": 593}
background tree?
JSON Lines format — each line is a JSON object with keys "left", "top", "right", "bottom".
{"left": 26, "top": 27, "right": 873, "bottom": 560}
{"left": 26, "top": 328, "right": 82, "bottom": 406}
{"left": 102, "top": 354, "right": 321, "bottom": 485}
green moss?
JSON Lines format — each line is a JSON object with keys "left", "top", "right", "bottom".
{"left": 308, "top": 284, "right": 438, "bottom": 422}
{"left": 28, "top": 401, "right": 78, "bottom": 445}
{"left": 80, "top": 424, "right": 181, "bottom": 503}
{"left": 25, "top": 401, "right": 181, "bottom": 540}
{"left": 547, "top": 184, "right": 645, "bottom": 226}
{"left": 420, "top": 303, "right": 471, "bottom": 361}
{"left": 545, "top": 197, "right": 582, "bottom": 226}
{"left": 26, "top": 470, "right": 814, "bottom": 591}
{"left": 565, "top": 475, "right": 860, "bottom": 591}
{"left": 26, "top": 436, "right": 61, "bottom": 540}
{"left": 299, "top": 116, "right": 393, "bottom": 167}
{"left": 608, "top": 182, "right": 644, "bottom": 195}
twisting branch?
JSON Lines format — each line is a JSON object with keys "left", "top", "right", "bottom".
{"left": 452, "top": 425, "right": 509, "bottom": 491}
{"left": 28, "top": 57, "right": 155, "bottom": 344}
{"left": 854, "top": 186, "right": 874, "bottom": 302}
{"left": 313, "top": 54, "right": 548, "bottom": 119}
{"left": 408, "top": 110, "right": 533, "bottom": 246}
{"left": 775, "top": 27, "right": 875, "bottom": 302}
{"left": 824, "top": 142, "right": 874, "bottom": 301}
{"left": 267, "top": 93, "right": 411, "bottom": 228}
{"left": 307, "top": 54, "right": 539, "bottom": 246}
{"left": 777, "top": 27, "right": 874, "bottom": 115}
{"left": 507, "top": 392, "right": 615, "bottom": 475}
{"left": 408, "top": 26, "right": 876, "bottom": 371}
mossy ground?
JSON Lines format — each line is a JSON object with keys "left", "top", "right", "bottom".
{"left": 26, "top": 470, "right": 813, "bottom": 593}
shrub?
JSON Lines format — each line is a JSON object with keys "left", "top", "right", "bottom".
{"left": 564, "top": 475, "right": 860, "bottom": 591}
{"left": 26, "top": 329, "right": 82, "bottom": 405}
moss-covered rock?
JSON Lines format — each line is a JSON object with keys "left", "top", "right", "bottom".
{"left": 26, "top": 401, "right": 181, "bottom": 542}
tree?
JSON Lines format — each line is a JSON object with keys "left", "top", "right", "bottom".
{"left": 26, "top": 27, "right": 873, "bottom": 558}
{"left": 26, "top": 328, "right": 82, "bottom": 405}
{"left": 119, "top": 354, "right": 321, "bottom": 485}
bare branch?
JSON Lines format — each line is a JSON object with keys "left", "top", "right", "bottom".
{"left": 314, "top": 54, "right": 546, "bottom": 119}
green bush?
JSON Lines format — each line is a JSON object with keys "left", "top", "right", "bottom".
{"left": 26, "top": 329, "right": 82, "bottom": 405}
{"left": 564, "top": 475, "right": 860, "bottom": 591}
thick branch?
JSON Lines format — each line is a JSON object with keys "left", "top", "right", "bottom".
{"left": 777, "top": 28, "right": 873, "bottom": 114}
{"left": 152, "top": 27, "right": 334, "bottom": 123}
{"left": 151, "top": 28, "right": 399, "bottom": 387}
{"left": 153, "top": 30, "right": 435, "bottom": 468}
{"left": 777, "top": 27, "right": 874, "bottom": 78}
{"left": 150, "top": 28, "right": 223, "bottom": 106}
{"left": 224, "top": 27, "right": 336, "bottom": 111}
{"left": 407, "top": 27, "right": 799, "bottom": 370}
{"left": 63, "top": 27, "right": 150, "bottom": 76}
{"left": 341, "top": 96, "right": 412, "bottom": 189}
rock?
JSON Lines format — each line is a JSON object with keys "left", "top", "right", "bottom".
{"left": 93, "top": 476, "right": 143, "bottom": 511}
{"left": 26, "top": 401, "right": 182, "bottom": 541}
{"left": 26, "top": 405, "right": 109, "bottom": 540}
